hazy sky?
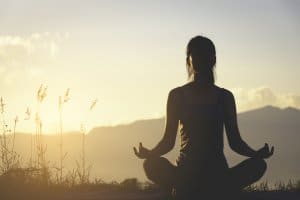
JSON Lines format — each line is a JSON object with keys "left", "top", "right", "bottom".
{"left": 0, "top": 0, "right": 299, "bottom": 133}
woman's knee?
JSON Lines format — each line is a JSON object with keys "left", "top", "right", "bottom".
{"left": 143, "top": 158, "right": 153, "bottom": 175}
{"left": 143, "top": 157, "right": 173, "bottom": 182}
{"left": 229, "top": 158, "right": 267, "bottom": 189}
{"left": 143, "top": 157, "right": 163, "bottom": 179}
{"left": 251, "top": 158, "right": 267, "bottom": 178}
{"left": 144, "top": 157, "right": 159, "bottom": 172}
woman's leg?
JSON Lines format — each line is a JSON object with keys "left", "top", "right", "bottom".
{"left": 143, "top": 157, "right": 177, "bottom": 189}
{"left": 228, "top": 157, "right": 267, "bottom": 190}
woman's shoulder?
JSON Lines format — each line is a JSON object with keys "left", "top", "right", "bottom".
{"left": 179, "top": 83, "right": 233, "bottom": 94}
{"left": 169, "top": 84, "right": 235, "bottom": 101}
{"left": 168, "top": 86, "right": 183, "bottom": 97}
{"left": 214, "top": 86, "right": 233, "bottom": 96}
{"left": 214, "top": 86, "right": 235, "bottom": 104}
{"left": 169, "top": 83, "right": 192, "bottom": 95}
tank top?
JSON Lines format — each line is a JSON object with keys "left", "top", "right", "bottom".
{"left": 176, "top": 86, "right": 229, "bottom": 171}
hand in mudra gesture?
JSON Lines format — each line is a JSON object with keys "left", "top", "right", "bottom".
{"left": 256, "top": 143, "right": 274, "bottom": 159}
{"left": 133, "top": 142, "right": 152, "bottom": 159}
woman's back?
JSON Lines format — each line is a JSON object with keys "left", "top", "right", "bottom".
{"left": 176, "top": 83, "right": 228, "bottom": 172}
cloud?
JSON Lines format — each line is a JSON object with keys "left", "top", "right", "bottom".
{"left": 232, "top": 87, "right": 300, "bottom": 111}
{"left": 0, "top": 32, "right": 69, "bottom": 84}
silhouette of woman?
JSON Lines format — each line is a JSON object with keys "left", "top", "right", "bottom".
{"left": 133, "top": 36, "right": 274, "bottom": 198}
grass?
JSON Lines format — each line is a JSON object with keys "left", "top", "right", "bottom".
{"left": 0, "top": 171, "right": 299, "bottom": 200}
{"left": 245, "top": 180, "right": 300, "bottom": 192}
{"left": 58, "top": 88, "right": 70, "bottom": 183}
{"left": 0, "top": 85, "right": 100, "bottom": 198}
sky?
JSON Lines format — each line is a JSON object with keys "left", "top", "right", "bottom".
{"left": 0, "top": 0, "right": 299, "bottom": 133}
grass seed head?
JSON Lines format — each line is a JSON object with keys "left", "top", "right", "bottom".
{"left": 0, "top": 97, "right": 5, "bottom": 114}
{"left": 24, "top": 107, "right": 31, "bottom": 120}
{"left": 64, "top": 88, "right": 70, "bottom": 103}
{"left": 90, "top": 99, "right": 98, "bottom": 111}
{"left": 37, "top": 84, "right": 47, "bottom": 103}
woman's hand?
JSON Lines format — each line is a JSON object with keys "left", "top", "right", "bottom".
{"left": 255, "top": 143, "right": 274, "bottom": 159}
{"left": 133, "top": 142, "right": 152, "bottom": 159}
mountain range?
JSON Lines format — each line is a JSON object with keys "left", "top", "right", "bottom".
{"left": 12, "top": 105, "right": 300, "bottom": 183}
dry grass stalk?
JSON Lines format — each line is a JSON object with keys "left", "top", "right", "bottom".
{"left": 76, "top": 99, "right": 97, "bottom": 184}
{"left": 58, "top": 88, "right": 70, "bottom": 183}
{"left": 35, "top": 84, "right": 47, "bottom": 169}
{"left": 11, "top": 116, "right": 18, "bottom": 152}
{"left": 24, "top": 107, "right": 33, "bottom": 166}
{"left": 0, "top": 98, "right": 20, "bottom": 173}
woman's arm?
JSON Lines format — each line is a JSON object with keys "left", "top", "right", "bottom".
{"left": 149, "top": 89, "right": 180, "bottom": 157}
{"left": 224, "top": 89, "right": 274, "bottom": 158}
{"left": 223, "top": 90, "right": 258, "bottom": 157}
{"left": 134, "top": 88, "right": 180, "bottom": 159}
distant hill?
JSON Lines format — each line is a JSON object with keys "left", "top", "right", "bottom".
{"left": 13, "top": 106, "right": 300, "bottom": 183}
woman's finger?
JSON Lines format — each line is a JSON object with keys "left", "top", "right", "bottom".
{"left": 133, "top": 147, "right": 139, "bottom": 156}
{"left": 265, "top": 143, "right": 269, "bottom": 150}
{"left": 270, "top": 146, "right": 274, "bottom": 154}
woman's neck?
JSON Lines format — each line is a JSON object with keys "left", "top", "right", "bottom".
{"left": 191, "top": 73, "right": 212, "bottom": 86}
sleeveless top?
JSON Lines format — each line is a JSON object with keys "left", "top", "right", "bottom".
{"left": 176, "top": 86, "right": 229, "bottom": 172}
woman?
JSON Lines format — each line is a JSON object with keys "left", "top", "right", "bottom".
{"left": 133, "top": 36, "right": 274, "bottom": 198}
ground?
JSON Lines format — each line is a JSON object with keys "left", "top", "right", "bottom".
{"left": 61, "top": 191, "right": 300, "bottom": 200}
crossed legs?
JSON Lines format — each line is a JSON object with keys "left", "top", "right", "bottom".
{"left": 143, "top": 157, "right": 267, "bottom": 193}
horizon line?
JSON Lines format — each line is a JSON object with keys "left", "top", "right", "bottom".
{"left": 9, "top": 105, "right": 299, "bottom": 135}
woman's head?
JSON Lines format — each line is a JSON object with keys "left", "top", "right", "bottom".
{"left": 186, "top": 36, "right": 216, "bottom": 84}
